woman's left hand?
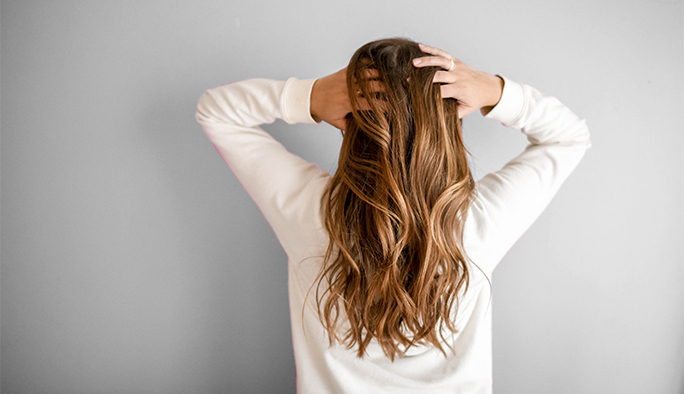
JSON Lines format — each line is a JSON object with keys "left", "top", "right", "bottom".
{"left": 412, "top": 43, "right": 504, "bottom": 118}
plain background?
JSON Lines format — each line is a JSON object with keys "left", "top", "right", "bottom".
{"left": 1, "top": 1, "right": 682, "bottom": 393}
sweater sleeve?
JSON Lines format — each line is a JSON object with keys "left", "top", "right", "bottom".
{"left": 195, "top": 78, "right": 331, "bottom": 257}
{"left": 464, "top": 76, "right": 591, "bottom": 275}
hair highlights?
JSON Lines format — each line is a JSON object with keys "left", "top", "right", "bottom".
{"left": 317, "top": 38, "right": 475, "bottom": 360}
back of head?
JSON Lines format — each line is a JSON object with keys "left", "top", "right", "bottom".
{"left": 318, "top": 38, "right": 475, "bottom": 361}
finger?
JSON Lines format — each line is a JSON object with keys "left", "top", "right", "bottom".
{"left": 412, "top": 55, "right": 454, "bottom": 71}
{"left": 354, "top": 96, "right": 375, "bottom": 111}
{"left": 359, "top": 68, "right": 381, "bottom": 79}
{"left": 358, "top": 80, "right": 385, "bottom": 92}
{"left": 353, "top": 69, "right": 384, "bottom": 88}
{"left": 352, "top": 83, "right": 386, "bottom": 107}
{"left": 432, "top": 70, "right": 459, "bottom": 84}
{"left": 440, "top": 84, "right": 464, "bottom": 101}
{"left": 440, "top": 84, "right": 452, "bottom": 99}
{"left": 418, "top": 43, "right": 452, "bottom": 59}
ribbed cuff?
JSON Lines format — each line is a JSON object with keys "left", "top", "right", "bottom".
{"left": 282, "top": 78, "right": 319, "bottom": 125}
{"left": 484, "top": 75, "right": 525, "bottom": 127}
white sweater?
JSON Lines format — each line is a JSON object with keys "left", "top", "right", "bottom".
{"left": 196, "top": 76, "right": 590, "bottom": 393}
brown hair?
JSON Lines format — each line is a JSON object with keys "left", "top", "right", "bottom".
{"left": 317, "top": 38, "right": 475, "bottom": 360}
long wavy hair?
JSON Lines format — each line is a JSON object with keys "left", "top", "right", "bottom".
{"left": 317, "top": 38, "right": 475, "bottom": 361}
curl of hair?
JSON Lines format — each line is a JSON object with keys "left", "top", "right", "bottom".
{"left": 317, "top": 38, "right": 475, "bottom": 361}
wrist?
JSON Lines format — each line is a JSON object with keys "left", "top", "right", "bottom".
{"left": 480, "top": 74, "right": 504, "bottom": 116}
{"left": 310, "top": 79, "right": 322, "bottom": 122}
{"left": 486, "top": 74, "right": 504, "bottom": 107}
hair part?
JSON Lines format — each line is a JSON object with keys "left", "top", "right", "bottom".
{"left": 316, "top": 38, "right": 475, "bottom": 361}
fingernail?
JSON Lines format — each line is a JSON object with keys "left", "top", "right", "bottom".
{"left": 413, "top": 58, "right": 421, "bottom": 65}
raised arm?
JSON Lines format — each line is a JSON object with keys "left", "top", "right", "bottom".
{"left": 195, "top": 78, "right": 330, "bottom": 257}
{"left": 414, "top": 44, "right": 591, "bottom": 274}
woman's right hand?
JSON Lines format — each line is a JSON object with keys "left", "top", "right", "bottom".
{"left": 310, "top": 67, "right": 351, "bottom": 131}
{"left": 310, "top": 67, "right": 380, "bottom": 131}
{"left": 412, "top": 43, "right": 504, "bottom": 117}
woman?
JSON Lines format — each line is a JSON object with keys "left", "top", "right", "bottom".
{"left": 196, "top": 38, "right": 590, "bottom": 393}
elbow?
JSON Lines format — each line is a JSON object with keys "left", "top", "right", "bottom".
{"left": 580, "top": 119, "right": 592, "bottom": 150}
{"left": 195, "top": 90, "right": 214, "bottom": 124}
{"left": 568, "top": 118, "right": 592, "bottom": 151}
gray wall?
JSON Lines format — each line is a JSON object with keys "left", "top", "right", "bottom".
{"left": 1, "top": 1, "right": 682, "bottom": 393}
